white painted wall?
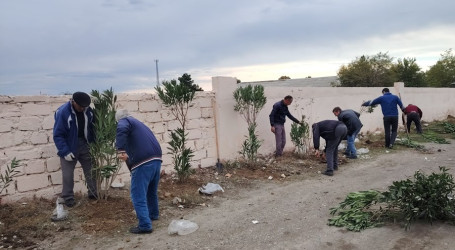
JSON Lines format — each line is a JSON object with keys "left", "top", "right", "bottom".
{"left": 212, "top": 77, "right": 455, "bottom": 159}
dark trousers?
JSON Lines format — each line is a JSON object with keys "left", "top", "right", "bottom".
{"left": 60, "top": 138, "right": 97, "bottom": 200}
{"left": 383, "top": 116, "right": 398, "bottom": 147}
{"left": 325, "top": 124, "right": 347, "bottom": 171}
{"left": 407, "top": 112, "right": 422, "bottom": 133}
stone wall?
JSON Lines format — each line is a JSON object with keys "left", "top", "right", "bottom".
{"left": 2, "top": 77, "right": 455, "bottom": 202}
{"left": 0, "top": 92, "right": 216, "bottom": 202}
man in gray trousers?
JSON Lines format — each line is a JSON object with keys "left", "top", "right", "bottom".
{"left": 312, "top": 120, "right": 347, "bottom": 176}
{"left": 53, "top": 92, "right": 97, "bottom": 207}
{"left": 269, "top": 95, "right": 301, "bottom": 157}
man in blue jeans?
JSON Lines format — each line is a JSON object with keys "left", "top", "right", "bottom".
{"left": 115, "top": 109, "right": 162, "bottom": 234}
{"left": 269, "top": 95, "right": 301, "bottom": 157}
{"left": 333, "top": 107, "right": 363, "bottom": 159}
{"left": 362, "top": 88, "right": 404, "bottom": 149}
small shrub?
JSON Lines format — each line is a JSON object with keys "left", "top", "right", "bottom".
{"left": 239, "top": 123, "right": 261, "bottom": 163}
{"left": 290, "top": 115, "right": 310, "bottom": 155}
{"left": 0, "top": 158, "right": 21, "bottom": 195}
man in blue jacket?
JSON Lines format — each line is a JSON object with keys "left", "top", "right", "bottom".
{"left": 333, "top": 107, "right": 363, "bottom": 159}
{"left": 53, "top": 92, "right": 97, "bottom": 207}
{"left": 269, "top": 95, "right": 301, "bottom": 157}
{"left": 362, "top": 88, "right": 404, "bottom": 149}
{"left": 312, "top": 120, "right": 347, "bottom": 176}
{"left": 115, "top": 109, "right": 162, "bottom": 234}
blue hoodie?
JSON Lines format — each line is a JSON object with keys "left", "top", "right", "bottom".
{"left": 53, "top": 101, "right": 94, "bottom": 157}
{"left": 116, "top": 116, "right": 162, "bottom": 171}
{"left": 368, "top": 93, "right": 404, "bottom": 117}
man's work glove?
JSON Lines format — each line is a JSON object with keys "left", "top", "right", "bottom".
{"left": 64, "top": 153, "right": 76, "bottom": 161}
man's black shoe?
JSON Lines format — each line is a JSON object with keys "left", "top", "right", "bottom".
{"left": 129, "top": 226, "right": 153, "bottom": 234}
{"left": 342, "top": 152, "right": 350, "bottom": 156}
{"left": 347, "top": 155, "right": 358, "bottom": 159}
{"left": 334, "top": 166, "right": 338, "bottom": 171}
{"left": 64, "top": 199, "right": 75, "bottom": 207}
{"left": 322, "top": 171, "right": 334, "bottom": 176}
{"left": 88, "top": 195, "right": 98, "bottom": 200}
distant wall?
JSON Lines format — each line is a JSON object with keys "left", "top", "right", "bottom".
{"left": 0, "top": 92, "right": 216, "bottom": 202}
{"left": 1, "top": 78, "right": 455, "bottom": 202}
{"left": 212, "top": 77, "right": 455, "bottom": 160}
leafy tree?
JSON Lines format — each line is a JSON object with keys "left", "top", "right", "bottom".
{"left": 391, "top": 57, "right": 426, "bottom": 87}
{"left": 233, "top": 84, "right": 267, "bottom": 162}
{"left": 338, "top": 52, "right": 396, "bottom": 87}
{"left": 156, "top": 75, "right": 196, "bottom": 182}
{"left": 426, "top": 49, "right": 455, "bottom": 87}
{"left": 89, "top": 88, "right": 120, "bottom": 200}
{"left": 178, "top": 73, "right": 203, "bottom": 91}
{"left": 279, "top": 76, "right": 291, "bottom": 80}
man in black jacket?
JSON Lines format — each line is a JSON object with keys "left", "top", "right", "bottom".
{"left": 269, "top": 95, "right": 301, "bottom": 157}
{"left": 312, "top": 120, "right": 347, "bottom": 176}
{"left": 333, "top": 107, "right": 363, "bottom": 159}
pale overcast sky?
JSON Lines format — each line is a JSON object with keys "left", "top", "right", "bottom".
{"left": 1, "top": 0, "right": 454, "bottom": 95}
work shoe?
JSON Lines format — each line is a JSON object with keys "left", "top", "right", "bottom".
{"left": 322, "top": 170, "right": 334, "bottom": 176}
{"left": 88, "top": 194, "right": 98, "bottom": 200}
{"left": 342, "top": 152, "right": 350, "bottom": 156}
{"left": 347, "top": 155, "right": 358, "bottom": 159}
{"left": 334, "top": 166, "right": 338, "bottom": 171}
{"left": 64, "top": 198, "right": 75, "bottom": 207}
{"left": 129, "top": 226, "right": 153, "bottom": 234}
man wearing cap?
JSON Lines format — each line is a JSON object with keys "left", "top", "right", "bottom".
{"left": 362, "top": 88, "right": 404, "bottom": 149}
{"left": 53, "top": 91, "right": 97, "bottom": 207}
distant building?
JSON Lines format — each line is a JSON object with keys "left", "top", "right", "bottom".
{"left": 241, "top": 76, "right": 339, "bottom": 87}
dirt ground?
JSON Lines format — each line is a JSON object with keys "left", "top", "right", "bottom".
{"left": 1, "top": 120, "right": 455, "bottom": 250}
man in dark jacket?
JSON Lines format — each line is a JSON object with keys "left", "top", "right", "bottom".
{"left": 402, "top": 104, "right": 423, "bottom": 134}
{"left": 269, "top": 95, "right": 301, "bottom": 157}
{"left": 115, "top": 109, "right": 162, "bottom": 234}
{"left": 312, "top": 120, "right": 347, "bottom": 176}
{"left": 362, "top": 88, "right": 404, "bottom": 149}
{"left": 53, "top": 92, "right": 97, "bottom": 207}
{"left": 333, "top": 107, "right": 363, "bottom": 159}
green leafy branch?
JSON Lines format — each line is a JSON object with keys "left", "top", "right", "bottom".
{"left": 1, "top": 158, "right": 21, "bottom": 195}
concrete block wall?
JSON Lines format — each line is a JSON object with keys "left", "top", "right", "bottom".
{"left": 2, "top": 77, "right": 455, "bottom": 203}
{"left": 0, "top": 92, "right": 217, "bottom": 202}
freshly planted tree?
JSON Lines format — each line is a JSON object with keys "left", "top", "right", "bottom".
{"left": 0, "top": 158, "right": 20, "bottom": 195}
{"left": 233, "top": 84, "right": 267, "bottom": 162}
{"left": 290, "top": 115, "right": 310, "bottom": 155}
{"left": 89, "top": 88, "right": 120, "bottom": 199}
{"left": 156, "top": 74, "right": 196, "bottom": 182}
